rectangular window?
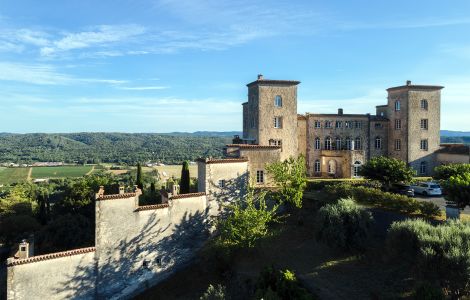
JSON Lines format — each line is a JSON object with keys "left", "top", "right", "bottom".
{"left": 256, "top": 170, "right": 264, "bottom": 183}
{"left": 335, "top": 121, "right": 342, "bottom": 128}
{"left": 218, "top": 180, "right": 225, "bottom": 188}
{"left": 274, "top": 117, "right": 282, "bottom": 128}
{"left": 374, "top": 123, "right": 383, "bottom": 129}
{"left": 354, "top": 121, "right": 362, "bottom": 129}
{"left": 345, "top": 121, "right": 352, "bottom": 129}
{"left": 314, "top": 120, "right": 321, "bottom": 128}
{"left": 420, "top": 139, "right": 428, "bottom": 151}
{"left": 420, "top": 119, "right": 428, "bottom": 130}
{"left": 250, "top": 117, "right": 256, "bottom": 129}
{"left": 395, "top": 119, "right": 401, "bottom": 130}
{"left": 274, "top": 95, "right": 282, "bottom": 107}
{"left": 325, "top": 121, "right": 332, "bottom": 128}
{"left": 269, "top": 139, "right": 282, "bottom": 146}
{"left": 375, "top": 138, "right": 382, "bottom": 149}
{"left": 395, "top": 139, "right": 401, "bottom": 151}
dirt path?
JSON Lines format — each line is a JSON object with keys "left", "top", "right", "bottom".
{"left": 85, "top": 166, "right": 95, "bottom": 176}
{"left": 26, "top": 167, "right": 32, "bottom": 181}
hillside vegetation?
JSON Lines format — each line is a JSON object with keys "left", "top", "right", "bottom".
{"left": 0, "top": 133, "right": 231, "bottom": 164}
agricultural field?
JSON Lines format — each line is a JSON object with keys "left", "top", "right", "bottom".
{"left": 154, "top": 164, "right": 198, "bottom": 179}
{"left": 0, "top": 167, "right": 30, "bottom": 185}
{"left": 31, "top": 165, "right": 94, "bottom": 179}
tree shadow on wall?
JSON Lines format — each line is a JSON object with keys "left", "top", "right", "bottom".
{"left": 55, "top": 208, "right": 210, "bottom": 299}
{"left": 209, "top": 172, "right": 249, "bottom": 219}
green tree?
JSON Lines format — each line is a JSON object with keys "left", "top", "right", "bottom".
{"left": 266, "top": 155, "right": 307, "bottom": 208}
{"left": 434, "top": 163, "right": 470, "bottom": 180}
{"left": 217, "top": 190, "right": 279, "bottom": 249}
{"left": 180, "top": 160, "right": 190, "bottom": 194}
{"left": 359, "top": 156, "right": 415, "bottom": 189}
{"left": 136, "top": 163, "right": 143, "bottom": 190}
{"left": 442, "top": 172, "right": 470, "bottom": 209}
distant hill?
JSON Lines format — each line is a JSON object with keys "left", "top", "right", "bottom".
{"left": 161, "top": 131, "right": 242, "bottom": 137}
{"left": 441, "top": 130, "right": 470, "bottom": 137}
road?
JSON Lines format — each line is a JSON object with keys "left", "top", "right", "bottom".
{"left": 414, "top": 194, "right": 470, "bottom": 215}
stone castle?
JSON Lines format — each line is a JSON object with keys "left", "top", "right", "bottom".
{"left": 6, "top": 75, "right": 458, "bottom": 299}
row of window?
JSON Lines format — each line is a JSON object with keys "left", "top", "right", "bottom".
{"left": 393, "top": 119, "right": 428, "bottom": 130}
{"left": 313, "top": 137, "right": 363, "bottom": 150}
{"left": 313, "top": 160, "right": 362, "bottom": 177}
{"left": 314, "top": 120, "right": 362, "bottom": 129}
{"left": 393, "top": 139, "right": 428, "bottom": 151}
{"left": 394, "top": 99, "right": 429, "bottom": 111}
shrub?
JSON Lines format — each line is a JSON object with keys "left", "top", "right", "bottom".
{"left": 387, "top": 219, "right": 470, "bottom": 297}
{"left": 316, "top": 198, "right": 373, "bottom": 251}
{"left": 434, "top": 163, "right": 470, "bottom": 181}
{"left": 255, "top": 267, "right": 315, "bottom": 300}
{"left": 200, "top": 284, "right": 227, "bottom": 300}
{"left": 413, "top": 282, "right": 445, "bottom": 300}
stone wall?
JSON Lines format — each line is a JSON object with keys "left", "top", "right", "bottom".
{"left": 238, "top": 146, "right": 281, "bottom": 186}
{"left": 7, "top": 248, "right": 96, "bottom": 300}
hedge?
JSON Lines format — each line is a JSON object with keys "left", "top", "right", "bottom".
{"left": 323, "top": 183, "right": 440, "bottom": 218}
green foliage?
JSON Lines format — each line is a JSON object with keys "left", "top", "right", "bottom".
{"left": 180, "top": 160, "right": 190, "bottom": 194}
{"left": 255, "top": 267, "right": 315, "bottom": 300}
{"left": 413, "top": 282, "right": 445, "bottom": 300}
{"left": 442, "top": 172, "right": 470, "bottom": 209}
{"left": 434, "top": 163, "right": 470, "bottom": 181}
{"left": 324, "top": 183, "right": 441, "bottom": 218}
{"left": 316, "top": 198, "right": 373, "bottom": 251}
{"left": 387, "top": 219, "right": 470, "bottom": 297}
{"left": 200, "top": 284, "right": 227, "bottom": 300}
{"left": 359, "top": 156, "right": 415, "bottom": 187}
{"left": 136, "top": 163, "right": 143, "bottom": 190}
{"left": 217, "top": 190, "right": 279, "bottom": 249}
{"left": 266, "top": 155, "right": 307, "bottom": 208}
{"left": 0, "top": 132, "right": 230, "bottom": 165}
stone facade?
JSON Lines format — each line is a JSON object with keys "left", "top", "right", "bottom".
{"left": 235, "top": 76, "right": 445, "bottom": 179}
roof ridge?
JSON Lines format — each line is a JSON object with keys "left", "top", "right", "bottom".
{"left": 7, "top": 247, "right": 96, "bottom": 266}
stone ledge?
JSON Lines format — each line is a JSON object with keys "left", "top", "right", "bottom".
{"left": 225, "top": 144, "right": 281, "bottom": 149}
{"left": 197, "top": 157, "right": 249, "bottom": 164}
{"left": 135, "top": 203, "right": 170, "bottom": 211}
{"left": 97, "top": 193, "right": 137, "bottom": 201}
{"left": 7, "top": 247, "right": 96, "bottom": 266}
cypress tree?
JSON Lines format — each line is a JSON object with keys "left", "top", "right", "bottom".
{"left": 136, "top": 163, "right": 144, "bottom": 190}
{"left": 180, "top": 161, "right": 190, "bottom": 194}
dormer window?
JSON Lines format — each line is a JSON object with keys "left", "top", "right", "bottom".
{"left": 275, "top": 95, "right": 282, "bottom": 107}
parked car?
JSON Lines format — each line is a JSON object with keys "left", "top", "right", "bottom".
{"left": 390, "top": 183, "right": 415, "bottom": 197}
{"left": 411, "top": 182, "right": 442, "bottom": 196}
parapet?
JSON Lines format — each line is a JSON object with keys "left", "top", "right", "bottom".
{"left": 7, "top": 247, "right": 96, "bottom": 267}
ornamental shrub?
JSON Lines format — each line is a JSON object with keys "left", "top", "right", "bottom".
{"left": 316, "top": 198, "right": 373, "bottom": 251}
{"left": 255, "top": 267, "right": 315, "bottom": 300}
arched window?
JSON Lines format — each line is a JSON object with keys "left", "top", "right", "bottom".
{"left": 328, "top": 160, "right": 336, "bottom": 174}
{"left": 275, "top": 95, "right": 282, "bottom": 107}
{"left": 335, "top": 137, "right": 341, "bottom": 150}
{"left": 325, "top": 137, "right": 332, "bottom": 150}
{"left": 353, "top": 161, "right": 362, "bottom": 177}
{"left": 314, "top": 137, "right": 321, "bottom": 150}
{"left": 345, "top": 137, "right": 352, "bottom": 150}
{"left": 375, "top": 137, "right": 382, "bottom": 149}
{"left": 314, "top": 160, "right": 321, "bottom": 173}
{"left": 420, "top": 99, "right": 428, "bottom": 110}
{"left": 355, "top": 137, "right": 361, "bottom": 150}
{"left": 420, "top": 161, "right": 427, "bottom": 175}
{"left": 395, "top": 100, "right": 401, "bottom": 111}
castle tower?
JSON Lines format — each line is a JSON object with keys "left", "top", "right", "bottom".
{"left": 386, "top": 80, "right": 443, "bottom": 176}
{"left": 242, "top": 74, "right": 300, "bottom": 161}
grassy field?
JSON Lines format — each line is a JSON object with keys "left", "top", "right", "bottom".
{"left": 0, "top": 167, "right": 30, "bottom": 185}
{"left": 31, "top": 166, "right": 94, "bottom": 179}
{"left": 154, "top": 165, "right": 198, "bottom": 179}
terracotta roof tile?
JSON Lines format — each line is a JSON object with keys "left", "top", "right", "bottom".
{"left": 135, "top": 203, "right": 170, "bottom": 211}
{"left": 197, "top": 157, "right": 249, "bottom": 164}
{"left": 97, "top": 193, "right": 136, "bottom": 201}
{"left": 225, "top": 144, "right": 281, "bottom": 149}
{"left": 7, "top": 247, "right": 96, "bottom": 267}
{"left": 170, "top": 192, "right": 206, "bottom": 200}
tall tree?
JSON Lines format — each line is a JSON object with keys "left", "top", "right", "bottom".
{"left": 180, "top": 160, "right": 190, "bottom": 194}
{"left": 136, "top": 163, "right": 143, "bottom": 190}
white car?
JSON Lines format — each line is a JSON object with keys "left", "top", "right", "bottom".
{"left": 411, "top": 182, "right": 442, "bottom": 196}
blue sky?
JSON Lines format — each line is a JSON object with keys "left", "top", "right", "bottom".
{"left": 0, "top": 0, "right": 469, "bottom": 133}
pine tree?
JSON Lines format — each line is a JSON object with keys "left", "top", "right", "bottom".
{"left": 136, "top": 163, "right": 144, "bottom": 190}
{"left": 180, "top": 161, "right": 190, "bottom": 194}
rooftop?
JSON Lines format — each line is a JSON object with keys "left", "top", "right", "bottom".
{"left": 246, "top": 74, "right": 300, "bottom": 87}
{"left": 387, "top": 80, "right": 444, "bottom": 92}
{"left": 436, "top": 144, "right": 469, "bottom": 155}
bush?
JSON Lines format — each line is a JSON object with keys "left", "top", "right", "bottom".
{"left": 200, "top": 284, "right": 227, "bottom": 300}
{"left": 434, "top": 163, "right": 470, "bottom": 181}
{"left": 316, "top": 198, "right": 373, "bottom": 251}
{"left": 255, "top": 267, "right": 315, "bottom": 300}
{"left": 323, "top": 183, "right": 440, "bottom": 218}
{"left": 387, "top": 219, "right": 470, "bottom": 297}
{"left": 413, "top": 282, "right": 445, "bottom": 300}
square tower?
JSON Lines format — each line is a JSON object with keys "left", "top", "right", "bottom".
{"left": 242, "top": 75, "right": 300, "bottom": 161}
{"left": 386, "top": 81, "right": 443, "bottom": 176}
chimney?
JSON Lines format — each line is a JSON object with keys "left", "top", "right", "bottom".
{"left": 406, "top": 80, "right": 411, "bottom": 86}
{"left": 119, "top": 186, "right": 125, "bottom": 195}
{"left": 17, "top": 240, "right": 30, "bottom": 259}
{"left": 338, "top": 108, "right": 343, "bottom": 115}
{"left": 257, "top": 74, "right": 264, "bottom": 80}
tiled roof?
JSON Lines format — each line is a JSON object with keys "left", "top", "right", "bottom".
{"left": 246, "top": 79, "right": 300, "bottom": 87}
{"left": 387, "top": 84, "right": 444, "bottom": 92}
{"left": 7, "top": 247, "right": 96, "bottom": 267}
{"left": 170, "top": 192, "right": 206, "bottom": 200}
{"left": 135, "top": 203, "right": 170, "bottom": 211}
{"left": 197, "top": 157, "right": 249, "bottom": 164}
{"left": 307, "top": 113, "right": 369, "bottom": 118}
{"left": 226, "top": 144, "right": 281, "bottom": 149}
{"left": 97, "top": 193, "right": 137, "bottom": 201}
{"left": 436, "top": 144, "right": 469, "bottom": 155}
{"left": 370, "top": 116, "right": 389, "bottom": 121}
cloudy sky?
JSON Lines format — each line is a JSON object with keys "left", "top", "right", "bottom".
{"left": 0, "top": 0, "right": 469, "bottom": 132}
